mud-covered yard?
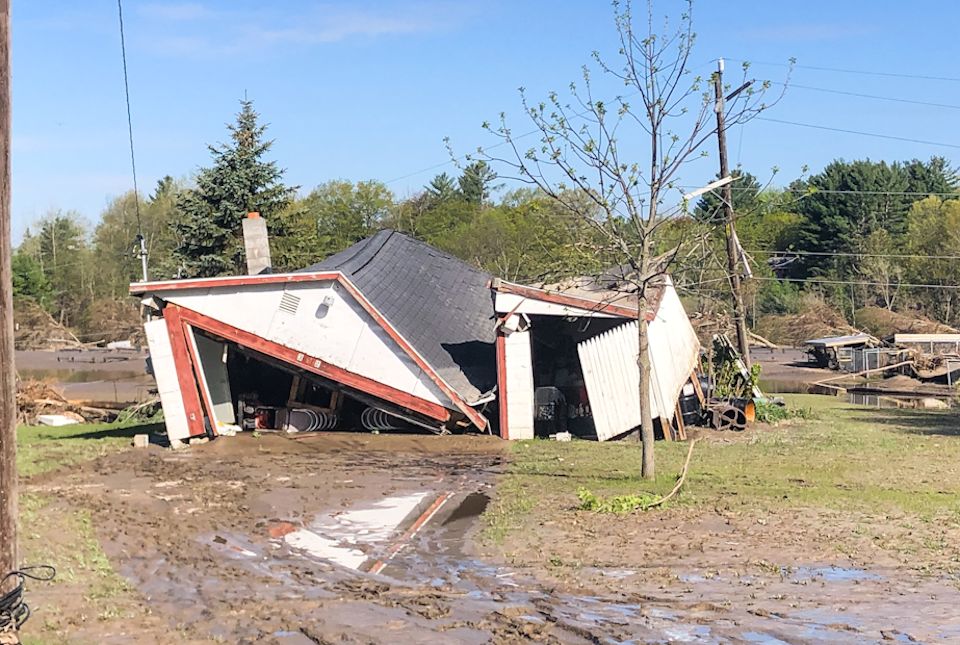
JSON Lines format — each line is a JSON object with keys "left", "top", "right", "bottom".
{"left": 13, "top": 394, "right": 960, "bottom": 643}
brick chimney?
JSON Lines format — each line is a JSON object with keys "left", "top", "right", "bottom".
{"left": 241, "top": 212, "right": 272, "bottom": 275}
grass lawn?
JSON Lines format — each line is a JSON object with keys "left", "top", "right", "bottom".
{"left": 483, "top": 394, "right": 960, "bottom": 544}
{"left": 14, "top": 420, "right": 162, "bottom": 644}
{"left": 17, "top": 420, "right": 163, "bottom": 478}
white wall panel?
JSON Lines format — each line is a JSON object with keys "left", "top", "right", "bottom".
{"left": 158, "top": 282, "right": 450, "bottom": 409}
{"left": 578, "top": 284, "right": 700, "bottom": 441}
{"left": 504, "top": 329, "right": 535, "bottom": 440}
{"left": 144, "top": 318, "right": 191, "bottom": 442}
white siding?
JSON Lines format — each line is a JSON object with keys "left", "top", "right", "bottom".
{"left": 578, "top": 284, "right": 700, "bottom": 441}
{"left": 158, "top": 282, "right": 450, "bottom": 409}
{"left": 504, "top": 329, "right": 535, "bottom": 440}
{"left": 144, "top": 318, "right": 191, "bottom": 442}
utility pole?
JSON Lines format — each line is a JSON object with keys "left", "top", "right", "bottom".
{"left": 0, "top": 0, "right": 16, "bottom": 590}
{"left": 135, "top": 234, "right": 148, "bottom": 282}
{"left": 714, "top": 58, "right": 752, "bottom": 368}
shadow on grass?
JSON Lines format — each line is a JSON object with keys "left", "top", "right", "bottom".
{"left": 850, "top": 408, "right": 960, "bottom": 437}
{"left": 70, "top": 422, "right": 166, "bottom": 443}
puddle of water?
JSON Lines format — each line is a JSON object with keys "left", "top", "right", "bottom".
{"left": 662, "top": 625, "right": 712, "bottom": 642}
{"left": 17, "top": 368, "right": 142, "bottom": 383}
{"left": 443, "top": 492, "right": 489, "bottom": 525}
{"left": 272, "top": 630, "right": 316, "bottom": 644}
{"left": 791, "top": 566, "right": 881, "bottom": 582}
{"left": 281, "top": 491, "right": 432, "bottom": 569}
{"left": 742, "top": 632, "right": 790, "bottom": 645}
{"left": 846, "top": 391, "right": 955, "bottom": 409}
{"left": 759, "top": 379, "right": 812, "bottom": 394}
{"left": 284, "top": 528, "right": 369, "bottom": 569}
{"left": 793, "top": 607, "right": 863, "bottom": 629}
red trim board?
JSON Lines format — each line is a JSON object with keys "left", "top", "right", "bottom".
{"left": 162, "top": 306, "right": 208, "bottom": 438}
{"left": 169, "top": 304, "right": 453, "bottom": 423}
{"left": 493, "top": 280, "right": 666, "bottom": 322}
{"left": 129, "top": 271, "right": 343, "bottom": 295}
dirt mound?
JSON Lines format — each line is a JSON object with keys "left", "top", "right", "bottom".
{"left": 754, "top": 299, "right": 857, "bottom": 347}
{"left": 854, "top": 306, "right": 957, "bottom": 339}
{"left": 13, "top": 297, "right": 81, "bottom": 350}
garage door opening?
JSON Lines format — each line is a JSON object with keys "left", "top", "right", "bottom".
{"left": 189, "top": 328, "right": 446, "bottom": 436}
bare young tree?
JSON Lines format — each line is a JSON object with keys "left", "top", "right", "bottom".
{"left": 479, "top": 0, "right": 784, "bottom": 478}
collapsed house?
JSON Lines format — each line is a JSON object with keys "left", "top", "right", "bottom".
{"left": 131, "top": 223, "right": 702, "bottom": 445}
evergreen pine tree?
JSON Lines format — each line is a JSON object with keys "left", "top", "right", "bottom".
{"left": 458, "top": 161, "right": 498, "bottom": 206}
{"left": 174, "top": 99, "right": 296, "bottom": 277}
{"left": 425, "top": 172, "right": 458, "bottom": 202}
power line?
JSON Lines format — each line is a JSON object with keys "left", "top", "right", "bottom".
{"left": 756, "top": 117, "right": 960, "bottom": 150}
{"left": 746, "top": 248, "right": 960, "bottom": 261}
{"left": 726, "top": 58, "right": 960, "bottom": 83}
{"left": 117, "top": 0, "right": 149, "bottom": 282}
{"left": 387, "top": 59, "right": 719, "bottom": 186}
{"left": 116, "top": 0, "right": 141, "bottom": 233}
{"left": 774, "top": 82, "right": 960, "bottom": 111}
{"left": 683, "top": 185, "right": 960, "bottom": 197}
{"left": 751, "top": 276, "right": 960, "bottom": 290}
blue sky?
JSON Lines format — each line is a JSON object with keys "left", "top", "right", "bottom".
{"left": 11, "top": 1, "right": 960, "bottom": 241}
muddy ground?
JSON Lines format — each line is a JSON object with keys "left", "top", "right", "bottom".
{"left": 21, "top": 427, "right": 960, "bottom": 644}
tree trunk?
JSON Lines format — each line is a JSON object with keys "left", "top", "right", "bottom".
{"left": 638, "top": 294, "right": 655, "bottom": 480}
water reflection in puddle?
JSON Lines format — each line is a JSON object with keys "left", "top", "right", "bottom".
{"left": 791, "top": 565, "right": 882, "bottom": 582}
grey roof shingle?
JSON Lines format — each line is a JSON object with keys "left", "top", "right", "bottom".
{"left": 301, "top": 230, "right": 497, "bottom": 405}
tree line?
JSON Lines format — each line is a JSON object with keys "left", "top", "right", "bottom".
{"left": 11, "top": 99, "right": 960, "bottom": 341}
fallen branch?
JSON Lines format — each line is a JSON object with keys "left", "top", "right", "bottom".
{"left": 646, "top": 437, "right": 700, "bottom": 509}
{"left": 749, "top": 331, "right": 779, "bottom": 349}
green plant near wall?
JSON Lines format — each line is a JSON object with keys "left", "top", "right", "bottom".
{"left": 706, "top": 336, "right": 761, "bottom": 398}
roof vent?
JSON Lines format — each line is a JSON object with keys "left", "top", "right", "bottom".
{"left": 279, "top": 292, "right": 300, "bottom": 315}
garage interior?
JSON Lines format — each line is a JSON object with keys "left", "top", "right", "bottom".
{"left": 190, "top": 328, "right": 440, "bottom": 436}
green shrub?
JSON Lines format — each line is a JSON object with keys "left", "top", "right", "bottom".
{"left": 755, "top": 399, "right": 811, "bottom": 423}
{"left": 577, "top": 487, "right": 660, "bottom": 513}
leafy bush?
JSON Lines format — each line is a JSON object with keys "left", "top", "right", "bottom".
{"left": 754, "top": 399, "right": 811, "bottom": 423}
{"left": 577, "top": 487, "right": 660, "bottom": 513}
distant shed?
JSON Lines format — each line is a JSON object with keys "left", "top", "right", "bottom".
{"left": 805, "top": 333, "right": 880, "bottom": 370}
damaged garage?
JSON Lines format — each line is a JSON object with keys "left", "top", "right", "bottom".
{"left": 132, "top": 228, "right": 497, "bottom": 444}
{"left": 132, "top": 225, "right": 702, "bottom": 445}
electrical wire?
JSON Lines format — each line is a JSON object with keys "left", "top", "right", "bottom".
{"left": 772, "top": 82, "right": 960, "bottom": 111}
{"left": 725, "top": 58, "right": 960, "bottom": 83}
{"left": 756, "top": 117, "right": 960, "bottom": 150}
{"left": 746, "top": 248, "right": 960, "bottom": 261}
{"left": 0, "top": 566, "right": 56, "bottom": 632}
{"left": 707, "top": 186, "right": 960, "bottom": 197}
{"left": 387, "top": 60, "right": 716, "bottom": 185}
{"left": 751, "top": 276, "right": 960, "bottom": 290}
{"left": 116, "top": 0, "right": 142, "bottom": 236}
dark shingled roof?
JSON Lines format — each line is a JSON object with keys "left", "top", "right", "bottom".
{"left": 301, "top": 230, "right": 497, "bottom": 405}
